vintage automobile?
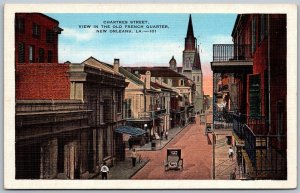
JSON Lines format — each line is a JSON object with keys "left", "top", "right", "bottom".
{"left": 164, "top": 148, "right": 183, "bottom": 171}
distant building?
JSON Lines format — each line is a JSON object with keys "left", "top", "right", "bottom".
{"left": 125, "top": 67, "right": 195, "bottom": 129}
{"left": 169, "top": 15, "right": 204, "bottom": 114}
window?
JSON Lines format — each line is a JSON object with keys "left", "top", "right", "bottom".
{"left": 103, "top": 99, "right": 111, "bottom": 122}
{"left": 103, "top": 128, "right": 108, "bottom": 158}
{"left": 47, "top": 50, "right": 53, "bottom": 63}
{"left": 46, "top": 30, "right": 54, "bottom": 43}
{"left": 193, "top": 76, "right": 195, "bottom": 81}
{"left": 17, "top": 42, "right": 25, "bottom": 63}
{"left": 197, "top": 76, "right": 200, "bottom": 82}
{"left": 38, "top": 48, "right": 44, "bottom": 63}
{"left": 29, "top": 45, "right": 35, "bottom": 63}
{"left": 15, "top": 17, "right": 24, "bottom": 33}
{"left": 251, "top": 17, "right": 256, "bottom": 53}
{"left": 259, "top": 14, "right": 268, "bottom": 43}
{"left": 249, "top": 74, "right": 261, "bottom": 117}
{"left": 116, "top": 91, "right": 122, "bottom": 113}
{"left": 32, "top": 23, "right": 41, "bottom": 38}
{"left": 180, "top": 79, "right": 184, "bottom": 86}
{"left": 124, "top": 99, "right": 132, "bottom": 118}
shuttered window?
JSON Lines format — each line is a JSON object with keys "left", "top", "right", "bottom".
{"left": 249, "top": 74, "right": 261, "bottom": 117}
{"left": 18, "top": 42, "right": 25, "bottom": 63}
{"left": 38, "top": 48, "right": 44, "bottom": 63}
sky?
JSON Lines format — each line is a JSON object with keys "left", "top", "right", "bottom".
{"left": 47, "top": 13, "right": 237, "bottom": 96}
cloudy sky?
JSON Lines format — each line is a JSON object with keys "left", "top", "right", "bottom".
{"left": 47, "top": 13, "right": 237, "bottom": 95}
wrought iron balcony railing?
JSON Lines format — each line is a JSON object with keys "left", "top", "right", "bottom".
{"left": 233, "top": 113, "right": 287, "bottom": 179}
{"left": 243, "top": 125, "right": 287, "bottom": 179}
{"left": 213, "top": 44, "right": 252, "bottom": 62}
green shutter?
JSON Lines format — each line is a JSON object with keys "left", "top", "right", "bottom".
{"left": 249, "top": 75, "right": 261, "bottom": 118}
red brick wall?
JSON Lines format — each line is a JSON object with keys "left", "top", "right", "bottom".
{"left": 16, "top": 63, "right": 70, "bottom": 99}
{"left": 15, "top": 13, "right": 60, "bottom": 63}
{"left": 238, "top": 14, "right": 287, "bottom": 137}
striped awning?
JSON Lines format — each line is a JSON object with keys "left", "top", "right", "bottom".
{"left": 115, "top": 126, "right": 146, "bottom": 136}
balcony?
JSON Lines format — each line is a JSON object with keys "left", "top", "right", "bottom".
{"left": 211, "top": 44, "right": 253, "bottom": 73}
{"left": 213, "top": 44, "right": 252, "bottom": 62}
{"left": 232, "top": 113, "right": 287, "bottom": 179}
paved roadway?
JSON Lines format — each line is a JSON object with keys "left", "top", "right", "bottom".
{"left": 132, "top": 117, "right": 212, "bottom": 179}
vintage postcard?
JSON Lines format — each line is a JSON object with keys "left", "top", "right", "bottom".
{"left": 4, "top": 3, "right": 297, "bottom": 189}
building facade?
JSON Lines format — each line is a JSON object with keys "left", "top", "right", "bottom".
{"left": 15, "top": 13, "right": 62, "bottom": 64}
{"left": 211, "top": 14, "right": 287, "bottom": 179}
{"left": 69, "top": 57, "right": 127, "bottom": 167}
{"left": 15, "top": 13, "right": 91, "bottom": 179}
{"left": 15, "top": 13, "right": 127, "bottom": 179}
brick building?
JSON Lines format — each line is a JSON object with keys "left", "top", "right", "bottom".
{"left": 15, "top": 13, "right": 127, "bottom": 179}
{"left": 15, "top": 13, "right": 91, "bottom": 179}
{"left": 15, "top": 13, "right": 62, "bottom": 64}
{"left": 211, "top": 14, "right": 287, "bottom": 179}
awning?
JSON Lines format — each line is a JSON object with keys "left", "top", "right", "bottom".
{"left": 115, "top": 126, "right": 146, "bottom": 136}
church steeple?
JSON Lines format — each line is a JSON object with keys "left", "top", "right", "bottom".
{"left": 193, "top": 45, "right": 202, "bottom": 70}
{"left": 186, "top": 14, "right": 194, "bottom": 37}
{"left": 184, "top": 14, "right": 196, "bottom": 51}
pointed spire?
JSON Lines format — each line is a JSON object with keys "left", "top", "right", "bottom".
{"left": 186, "top": 14, "right": 194, "bottom": 37}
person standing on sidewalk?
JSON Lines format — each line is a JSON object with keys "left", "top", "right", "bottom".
{"left": 131, "top": 148, "right": 137, "bottom": 167}
{"left": 228, "top": 146, "right": 234, "bottom": 161}
{"left": 165, "top": 131, "right": 168, "bottom": 140}
{"left": 100, "top": 162, "right": 109, "bottom": 180}
{"left": 229, "top": 168, "right": 236, "bottom": 180}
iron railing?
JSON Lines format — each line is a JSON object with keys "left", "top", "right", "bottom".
{"left": 213, "top": 44, "right": 252, "bottom": 62}
{"left": 243, "top": 124, "right": 287, "bottom": 179}
{"left": 233, "top": 113, "right": 287, "bottom": 179}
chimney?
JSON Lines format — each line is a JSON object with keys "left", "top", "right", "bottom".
{"left": 145, "top": 71, "right": 151, "bottom": 89}
{"left": 113, "top": 58, "right": 120, "bottom": 73}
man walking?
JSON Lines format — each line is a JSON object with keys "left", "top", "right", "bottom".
{"left": 131, "top": 148, "right": 138, "bottom": 167}
{"left": 228, "top": 146, "right": 234, "bottom": 161}
{"left": 100, "top": 162, "right": 109, "bottom": 180}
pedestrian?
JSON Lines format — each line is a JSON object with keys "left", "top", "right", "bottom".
{"left": 165, "top": 131, "right": 168, "bottom": 140}
{"left": 160, "top": 130, "right": 164, "bottom": 139}
{"left": 100, "top": 162, "right": 109, "bottom": 180}
{"left": 228, "top": 146, "right": 234, "bottom": 161}
{"left": 131, "top": 148, "right": 137, "bottom": 167}
{"left": 128, "top": 137, "right": 133, "bottom": 149}
{"left": 230, "top": 168, "right": 236, "bottom": 180}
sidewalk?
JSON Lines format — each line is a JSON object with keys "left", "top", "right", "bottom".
{"left": 92, "top": 121, "right": 192, "bottom": 179}
{"left": 94, "top": 157, "right": 149, "bottom": 180}
{"left": 133, "top": 122, "right": 191, "bottom": 151}
{"left": 213, "top": 134, "right": 239, "bottom": 180}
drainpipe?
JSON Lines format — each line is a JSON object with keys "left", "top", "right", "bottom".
{"left": 267, "top": 15, "right": 271, "bottom": 135}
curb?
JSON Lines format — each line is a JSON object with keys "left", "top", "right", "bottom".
{"left": 129, "top": 159, "right": 150, "bottom": 179}
{"left": 137, "top": 122, "right": 195, "bottom": 152}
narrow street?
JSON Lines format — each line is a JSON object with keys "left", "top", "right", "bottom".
{"left": 132, "top": 117, "right": 212, "bottom": 179}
